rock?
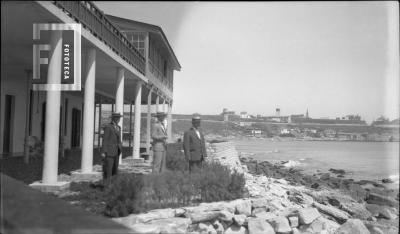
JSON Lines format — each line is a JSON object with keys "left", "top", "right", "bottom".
{"left": 188, "top": 211, "right": 221, "bottom": 224}
{"left": 197, "top": 222, "right": 217, "bottom": 234}
{"left": 313, "top": 202, "right": 351, "bottom": 223}
{"left": 320, "top": 173, "right": 331, "bottom": 180}
{"left": 340, "top": 202, "right": 372, "bottom": 220}
{"left": 234, "top": 199, "right": 252, "bottom": 216}
{"left": 291, "top": 227, "right": 301, "bottom": 234}
{"left": 147, "top": 217, "right": 192, "bottom": 233}
{"left": 212, "top": 220, "right": 224, "bottom": 234}
{"left": 269, "top": 216, "right": 292, "bottom": 234}
{"left": 299, "top": 216, "right": 340, "bottom": 234}
{"left": 175, "top": 208, "right": 186, "bottom": 217}
{"left": 288, "top": 216, "right": 299, "bottom": 228}
{"left": 218, "top": 210, "right": 234, "bottom": 222}
{"left": 251, "top": 197, "right": 271, "bottom": 209}
{"left": 298, "top": 207, "right": 321, "bottom": 225}
{"left": 252, "top": 207, "right": 268, "bottom": 216}
{"left": 363, "top": 219, "right": 399, "bottom": 234}
{"left": 198, "top": 201, "right": 236, "bottom": 213}
{"left": 311, "top": 183, "right": 320, "bottom": 189}
{"left": 329, "top": 169, "right": 346, "bottom": 175}
{"left": 369, "top": 226, "right": 384, "bottom": 234}
{"left": 129, "top": 223, "right": 161, "bottom": 233}
{"left": 381, "top": 178, "right": 394, "bottom": 184}
{"left": 254, "top": 211, "right": 277, "bottom": 221}
{"left": 334, "top": 219, "right": 370, "bottom": 234}
{"left": 366, "top": 193, "right": 399, "bottom": 207}
{"left": 113, "top": 208, "right": 176, "bottom": 224}
{"left": 224, "top": 225, "right": 247, "bottom": 234}
{"left": 233, "top": 214, "right": 247, "bottom": 226}
{"left": 247, "top": 218, "right": 275, "bottom": 234}
{"left": 365, "top": 204, "right": 398, "bottom": 220}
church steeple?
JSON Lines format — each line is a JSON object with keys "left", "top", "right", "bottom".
{"left": 306, "top": 108, "right": 309, "bottom": 118}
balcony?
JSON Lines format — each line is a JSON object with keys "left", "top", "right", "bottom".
{"left": 53, "top": 1, "right": 146, "bottom": 75}
{"left": 148, "top": 59, "right": 173, "bottom": 92}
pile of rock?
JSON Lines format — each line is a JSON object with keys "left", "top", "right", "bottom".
{"left": 206, "top": 141, "right": 248, "bottom": 174}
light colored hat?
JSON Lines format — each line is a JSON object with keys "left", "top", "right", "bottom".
{"left": 192, "top": 113, "right": 201, "bottom": 121}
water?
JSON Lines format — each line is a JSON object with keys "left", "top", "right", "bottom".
{"left": 233, "top": 139, "right": 399, "bottom": 184}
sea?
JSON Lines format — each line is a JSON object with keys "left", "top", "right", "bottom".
{"left": 233, "top": 139, "right": 399, "bottom": 185}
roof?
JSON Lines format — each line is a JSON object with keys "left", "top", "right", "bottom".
{"left": 105, "top": 14, "right": 181, "bottom": 71}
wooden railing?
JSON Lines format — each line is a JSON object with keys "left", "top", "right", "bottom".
{"left": 53, "top": 1, "right": 146, "bottom": 75}
{"left": 148, "top": 59, "right": 173, "bottom": 91}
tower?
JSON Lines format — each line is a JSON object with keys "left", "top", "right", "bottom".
{"left": 306, "top": 108, "right": 309, "bottom": 118}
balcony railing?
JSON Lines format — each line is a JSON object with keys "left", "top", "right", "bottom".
{"left": 149, "top": 59, "right": 173, "bottom": 91}
{"left": 53, "top": 1, "right": 146, "bottom": 75}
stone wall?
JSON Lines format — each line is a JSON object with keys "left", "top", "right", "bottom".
{"left": 206, "top": 141, "right": 247, "bottom": 174}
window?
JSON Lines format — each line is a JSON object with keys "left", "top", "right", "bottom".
{"left": 163, "top": 60, "right": 168, "bottom": 78}
{"left": 127, "top": 32, "right": 145, "bottom": 56}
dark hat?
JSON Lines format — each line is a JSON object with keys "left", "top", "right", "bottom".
{"left": 192, "top": 113, "right": 201, "bottom": 121}
{"left": 154, "top": 111, "right": 167, "bottom": 118}
{"left": 111, "top": 112, "right": 123, "bottom": 118}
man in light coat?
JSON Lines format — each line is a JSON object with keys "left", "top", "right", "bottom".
{"left": 101, "top": 112, "right": 123, "bottom": 179}
{"left": 151, "top": 112, "right": 168, "bottom": 173}
{"left": 183, "top": 114, "right": 207, "bottom": 172}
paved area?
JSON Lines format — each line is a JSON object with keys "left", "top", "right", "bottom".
{"left": 1, "top": 174, "right": 135, "bottom": 234}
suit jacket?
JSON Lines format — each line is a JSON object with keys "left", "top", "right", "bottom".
{"left": 152, "top": 122, "right": 167, "bottom": 151}
{"left": 101, "top": 122, "right": 122, "bottom": 157}
{"left": 183, "top": 127, "right": 207, "bottom": 161}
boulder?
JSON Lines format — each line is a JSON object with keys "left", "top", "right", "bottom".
{"left": 363, "top": 219, "right": 399, "bottom": 234}
{"left": 366, "top": 193, "right": 399, "bottom": 207}
{"left": 197, "top": 222, "right": 217, "bottom": 234}
{"left": 147, "top": 217, "right": 191, "bottom": 233}
{"left": 369, "top": 226, "right": 385, "bottom": 234}
{"left": 200, "top": 201, "right": 236, "bottom": 213}
{"left": 313, "top": 202, "right": 351, "bottom": 223}
{"left": 288, "top": 216, "right": 299, "bottom": 228}
{"left": 298, "top": 207, "right": 321, "bottom": 225}
{"left": 365, "top": 204, "right": 398, "bottom": 220}
{"left": 175, "top": 208, "right": 186, "bottom": 217}
{"left": 247, "top": 218, "right": 275, "bottom": 234}
{"left": 218, "top": 210, "right": 234, "bottom": 222}
{"left": 129, "top": 223, "right": 161, "bottom": 233}
{"left": 188, "top": 210, "right": 221, "bottom": 223}
{"left": 251, "top": 197, "right": 271, "bottom": 209}
{"left": 320, "top": 173, "right": 331, "bottom": 180}
{"left": 269, "top": 216, "right": 292, "bottom": 234}
{"left": 252, "top": 207, "right": 268, "bottom": 216}
{"left": 225, "top": 225, "right": 247, "bottom": 234}
{"left": 299, "top": 216, "right": 340, "bottom": 234}
{"left": 234, "top": 199, "right": 252, "bottom": 216}
{"left": 212, "top": 220, "right": 224, "bottom": 234}
{"left": 254, "top": 211, "right": 277, "bottom": 221}
{"left": 340, "top": 202, "right": 372, "bottom": 220}
{"left": 112, "top": 208, "right": 176, "bottom": 225}
{"left": 334, "top": 219, "right": 370, "bottom": 234}
{"left": 233, "top": 214, "right": 247, "bottom": 226}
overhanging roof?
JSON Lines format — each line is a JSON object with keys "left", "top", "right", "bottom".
{"left": 106, "top": 14, "right": 181, "bottom": 71}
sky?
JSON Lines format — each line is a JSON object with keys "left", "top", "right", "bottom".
{"left": 95, "top": 1, "right": 399, "bottom": 123}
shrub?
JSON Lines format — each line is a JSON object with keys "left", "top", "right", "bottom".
{"left": 104, "top": 162, "right": 246, "bottom": 217}
{"left": 166, "top": 143, "right": 188, "bottom": 172}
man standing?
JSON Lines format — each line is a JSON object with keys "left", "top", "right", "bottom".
{"left": 183, "top": 114, "right": 207, "bottom": 172}
{"left": 101, "top": 112, "right": 123, "bottom": 180}
{"left": 151, "top": 112, "right": 168, "bottom": 173}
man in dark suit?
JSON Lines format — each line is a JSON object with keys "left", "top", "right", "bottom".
{"left": 101, "top": 112, "right": 123, "bottom": 179}
{"left": 183, "top": 114, "right": 207, "bottom": 172}
{"left": 151, "top": 112, "right": 168, "bottom": 173}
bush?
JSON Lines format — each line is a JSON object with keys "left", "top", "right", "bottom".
{"left": 166, "top": 143, "right": 188, "bottom": 172}
{"left": 104, "top": 162, "right": 246, "bottom": 217}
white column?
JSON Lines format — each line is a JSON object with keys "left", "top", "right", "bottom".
{"left": 81, "top": 49, "right": 96, "bottom": 173}
{"left": 146, "top": 88, "right": 152, "bottom": 153}
{"left": 156, "top": 95, "right": 160, "bottom": 112}
{"left": 167, "top": 101, "right": 173, "bottom": 143}
{"left": 42, "top": 31, "right": 62, "bottom": 184}
{"left": 133, "top": 81, "right": 142, "bottom": 159}
{"left": 115, "top": 68, "right": 125, "bottom": 163}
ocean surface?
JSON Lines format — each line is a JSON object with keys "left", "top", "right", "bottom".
{"left": 233, "top": 139, "right": 399, "bottom": 184}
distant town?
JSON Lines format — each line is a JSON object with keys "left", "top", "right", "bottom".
{"left": 171, "top": 108, "right": 400, "bottom": 142}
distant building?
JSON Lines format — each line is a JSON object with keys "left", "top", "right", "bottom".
{"left": 240, "top": 111, "right": 249, "bottom": 119}
{"left": 222, "top": 108, "right": 238, "bottom": 122}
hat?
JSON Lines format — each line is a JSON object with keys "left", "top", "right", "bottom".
{"left": 192, "top": 113, "right": 201, "bottom": 121}
{"left": 154, "top": 112, "right": 167, "bottom": 118}
{"left": 111, "top": 112, "right": 123, "bottom": 118}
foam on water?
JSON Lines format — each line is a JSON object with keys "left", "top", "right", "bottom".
{"left": 389, "top": 174, "right": 399, "bottom": 184}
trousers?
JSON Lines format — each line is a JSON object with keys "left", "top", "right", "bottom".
{"left": 152, "top": 150, "right": 166, "bottom": 173}
{"left": 103, "top": 155, "right": 120, "bottom": 179}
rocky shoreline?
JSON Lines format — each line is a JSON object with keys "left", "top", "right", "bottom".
{"left": 111, "top": 147, "right": 399, "bottom": 234}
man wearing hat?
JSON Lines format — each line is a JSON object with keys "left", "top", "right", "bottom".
{"left": 183, "top": 114, "right": 207, "bottom": 172}
{"left": 151, "top": 111, "right": 168, "bottom": 173}
{"left": 101, "top": 112, "right": 123, "bottom": 179}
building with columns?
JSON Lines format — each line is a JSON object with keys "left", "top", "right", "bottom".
{"left": 1, "top": 1, "right": 180, "bottom": 189}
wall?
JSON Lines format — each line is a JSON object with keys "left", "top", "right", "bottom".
{"left": 206, "top": 141, "right": 247, "bottom": 174}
